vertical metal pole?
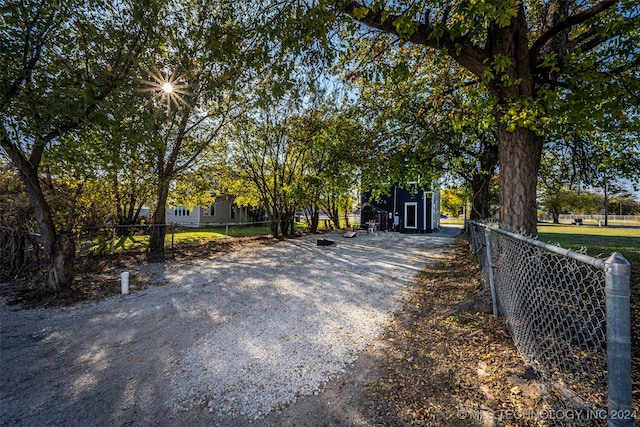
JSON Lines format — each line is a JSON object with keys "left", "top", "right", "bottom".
{"left": 604, "top": 252, "right": 633, "bottom": 427}
{"left": 171, "top": 224, "right": 174, "bottom": 250}
{"left": 111, "top": 226, "right": 116, "bottom": 255}
{"left": 484, "top": 227, "right": 499, "bottom": 319}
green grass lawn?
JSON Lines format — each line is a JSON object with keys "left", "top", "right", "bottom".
{"left": 79, "top": 223, "right": 312, "bottom": 255}
{"left": 172, "top": 224, "right": 274, "bottom": 243}
{"left": 440, "top": 217, "right": 465, "bottom": 226}
{"left": 537, "top": 223, "right": 640, "bottom": 268}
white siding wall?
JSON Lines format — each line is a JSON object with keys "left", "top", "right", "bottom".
{"left": 166, "top": 197, "right": 252, "bottom": 227}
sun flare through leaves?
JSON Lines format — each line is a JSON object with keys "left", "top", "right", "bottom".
{"left": 139, "top": 68, "right": 191, "bottom": 111}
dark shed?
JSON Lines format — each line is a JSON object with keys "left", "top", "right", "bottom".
{"left": 360, "top": 184, "right": 441, "bottom": 233}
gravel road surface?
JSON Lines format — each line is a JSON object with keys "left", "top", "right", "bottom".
{"left": 0, "top": 226, "right": 461, "bottom": 426}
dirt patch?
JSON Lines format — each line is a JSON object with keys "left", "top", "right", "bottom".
{"left": 362, "top": 237, "right": 546, "bottom": 426}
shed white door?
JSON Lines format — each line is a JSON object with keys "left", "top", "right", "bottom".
{"left": 405, "top": 202, "right": 418, "bottom": 229}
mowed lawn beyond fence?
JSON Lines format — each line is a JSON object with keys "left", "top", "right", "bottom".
{"left": 538, "top": 224, "right": 640, "bottom": 271}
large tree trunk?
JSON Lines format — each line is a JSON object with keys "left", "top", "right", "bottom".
{"left": 489, "top": 7, "right": 541, "bottom": 236}
{"left": 47, "top": 233, "right": 75, "bottom": 293}
{"left": 11, "top": 150, "right": 75, "bottom": 292}
{"left": 270, "top": 219, "right": 279, "bottom": 237}
{"left": 147, "top": 183, "right": 169, "bottom": 262}
{"left": 268, "top": 208, "right": 280, "bottom": 238}
{"left": 280, "top": 219, "right": 289, "bottom": 236}
{"left": 307, "top": 208, "right": 319, "bottom": 233}
{"left": 469, "top": 138, "right": 498, "bottom": 221}
{"left": 497, "top": 124, "right": 543, "bottom": 235}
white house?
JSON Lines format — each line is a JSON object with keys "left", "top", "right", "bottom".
{"left": 166, "top": 196, "right": 256, "bottom": 228}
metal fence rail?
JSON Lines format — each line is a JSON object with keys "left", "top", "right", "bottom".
{"left": 468, "top": 221, "right": 634, "bottom": 426}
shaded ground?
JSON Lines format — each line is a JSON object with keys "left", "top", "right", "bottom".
{"left": 1, "top": 235, "right": 278, "bottom": 308}
{"left": 2, "top": 229, "right": 465, "bottom": 426}
{"left": 2, "top": 230, "right": 636, "bottom": 426}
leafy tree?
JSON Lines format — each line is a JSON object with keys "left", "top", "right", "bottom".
{"left": 88, "top": 92, "right": 158, "bottom": 228}
{"left": 1, "top": 0, "right": 162, "bottom": 292}
{"left": 537, "top": 146, "right": 579, "bottom": 223}
{"left": 134, "top": 0, "right": 327, "bottom": 259}
{"left": 565, "top": 191, "right": 605, "bottom": 215}
{"left": 609, "top": 194, "right": 640, "bottom": 215}
{"left": 347, "top": 42, "right": 499, "bottom": 219}
{"left": 38, "top": 111, "right": 156, "bottom": 233}
{"left": 0, "top": 163, "right": 36, "bottom": 279}
{"left": 573, "top": 132, "right": 639, "bottom": 225}
{"left": 440, "top": 188, "right": 464, "bottom": 217}
{"left": 226, "top": 98, "right": 305, "bottom": 238}
{"left": 224, "top": 90, "right": 361, "bottom": 236}
{"left": 294, "top": 109, "right": 362, "bottom": 231}
{"left": 332, "top": 0, "right": 640, "bottom": 235}
{"left": 538, "top": 108, "right": 640, "bottom": 224}
{"left": 130, "top": 0, "right": 281, "bottom": 260}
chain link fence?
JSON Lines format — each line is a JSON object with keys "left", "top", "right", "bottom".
{"left": 76, "top": 224, "right": 176, "bottom": 256}
{"left": 75, "top": 221, "right": 276, "bottom": 257}
{"left": 468, "top": 221, "right": 634, "bottom": 426}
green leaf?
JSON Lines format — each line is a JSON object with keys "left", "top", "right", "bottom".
{"left": 353, "top": 6, "right": 368, "bottom": 20}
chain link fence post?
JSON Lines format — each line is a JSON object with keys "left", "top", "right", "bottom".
{"left": 111, "top": 226, "right": 116, "bottom": 255}
{"left": 483, "top": 227, "right": 499, "bottom": 319}
{"left": 604, "top": 252, "right": 634, "bottom": 427}
{"left": 468, "top": 220, "right": 636, "bottom": 422}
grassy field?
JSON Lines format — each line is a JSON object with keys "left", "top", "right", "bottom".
{"left": 171, "top": 224, "right": 274, "bottom": 243}
{"left": 79, "top": 223, "right": 305, "bottom": 255}
{"left": 82, "top": 220, "right": 640, "bottom": 270}
{"left": 537, "top": 223, "right": 640, "bottom": 269}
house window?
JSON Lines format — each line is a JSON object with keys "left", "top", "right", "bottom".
{"left": 405, "top": 202, "right": 417, "bottom": 228}
{"left": 231, "top": 204, "right": 235, "bottom": 219}
{"left": 210, "top": 204, "right": 215, "bottom": 216}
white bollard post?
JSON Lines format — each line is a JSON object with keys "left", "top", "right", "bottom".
{"left": 121, "top": 272, "right": 129, "bottom": 295}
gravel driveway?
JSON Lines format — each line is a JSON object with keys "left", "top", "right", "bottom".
{"left": 1, "top": 226, "right": 461, "bottom": 426}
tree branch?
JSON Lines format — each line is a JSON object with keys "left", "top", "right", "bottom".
{"left": 337, "top": 1, "right": 488, "bottom": 77}
{"left": 529, "top": 0, "right": 619, "bottom": 63}
{"left": 609, "top": 53, "right": 640, "bottom": 76}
